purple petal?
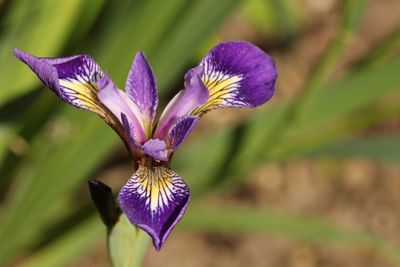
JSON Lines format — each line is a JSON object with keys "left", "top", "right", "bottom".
{"left": 97, "top": 78, "right": 146, "bottom": 144}
{"left": 190, "top": 41, "right": 277, "bottom": 115}
{"left": 13, "top": 49, "right": 130, "bottom": 139}
{"left": 155, "top": 69, "right": 208, "bottom": 139}
{"left": 167, "top": 115, "right": 199, "bottom": 151}
{"left": 141, "top": 139, "right": 169, "bottom": 162}
{"left": 120, "top": 113, "right": 138, "bottom": 149}
{"left": 118, "top": 165, "right": 190, "bottom": 250}
{"left": 121, "top": 114, "right": 169, "bottom": 161}
{"left": 125, "top": 52, "right": 158, "bottom": 135}
{"left": 14, "top": 49, "right": 105, "bottom": 112}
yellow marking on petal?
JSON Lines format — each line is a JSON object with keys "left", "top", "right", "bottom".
{"left": 207, "top": 76, "right": 241, "bottom": 96}
{"left": 150, "top": 182, "right": 160, "bottom": 211}
{"left": 192, "top": 75, "right": 242, "bottom": 115}
{"left": 133, "top": 165, "right": 182, "bottom": 213}
{"left": 59, "top": 79, "right": 119, "bottom": 128}
{"left": 59, "top": 79, "right": 97, "bottom": 94}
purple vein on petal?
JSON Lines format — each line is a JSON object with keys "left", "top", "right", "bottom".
{"left": 167, "top": 115, "right": 199, "bottom": 151}
{"left": 13, "top": 49, "right": 128, "bottom": 137}
{"left": 190, "top": 41, "right": 278, "bottom": 115}
{"left": 118, "top": 165, "right": 190, "bottom": 250}
{"left": 125, "top": 52, "right": 158, "bottom": 137}
{"left": 14, "top": 49, "right": 104, "bottom": 112}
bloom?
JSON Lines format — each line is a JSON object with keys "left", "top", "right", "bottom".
{"left": 14, "top": 41, "right": 277, "bottom": 250}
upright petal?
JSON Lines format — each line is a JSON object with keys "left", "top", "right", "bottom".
{"left": 121, "top": 112, "right": 148, "bottom": 160}
{"left": 190, "top": 41, "right": 278, "bottom": 116}
{"left": 155, "top": 69, "right": 208, "bottom": 139}
{"left": 167, "top": 115, "right": 199, "bottom": 151}
{"left": 125, "top": 52, "right": 158, "bottom": 137}
{"left": 118, "top": 165, "right": 190, "bottom": 250}
{"left": 13, "top": 49, "right": 122, "bottom": 135}
{"left": 97, "top": 78, "right": 146, "bottom": 144}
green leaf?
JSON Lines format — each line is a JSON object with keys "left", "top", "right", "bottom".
{"left": 292, "top": 59, "right": 400, "bottom": 133}
{"left": 109, "top": 214, "right": 149, "bottom": 267}
{"left": 0, "top": 0, "right": 89, "bottom": 105}
{"left": 241, "top": 0, "right": 304, "bottom": 36}
{"left": 260, "top": 59, "right": 400, "bottom": 155}
{"left": 0, "top": 0, "right": 241, "bottom": 264}
{"left": 193, "top": 0, "right": 372, "bottom": 189}
{"left": 174, "top": 129, "right": 235, "bottom": 195}
{"left": 0, "top": 124, "right": 15, "bottom": 164}
{"left": 18, "top": 216, "right": 104, "bottom": 267}
{"left": 0, "top": 111, "right": 118, "bottom": 262}
{"left": 306, "top": 135, "right": 400, "bottom": 163}
{"left": 150, "top": 0, "right": 240, "bottom": 92}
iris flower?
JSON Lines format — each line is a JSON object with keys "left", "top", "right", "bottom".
{"left": 14, "top": 41, "right": 277, "bottom": 250}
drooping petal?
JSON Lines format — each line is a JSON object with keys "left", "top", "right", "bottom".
{"left": 190, "top": 41, "right": 277, "bottom": 116}
{"left": 118, "top": 165, "right": 190, "bottom": 250}
{"left": 97, "top": 78, "right": 146, "bottom": 144}
{"left": 167, "top": 115, "right": 199, "bottom": 151}
{"left": 155, "top": 68, "right": 208, "bottom": 139}
{"left": 13, "top": 49, "right": 119, "bottom": 128}
{"left": 141, "top": 139, "right": 169, "bottom": 162}
{"left": 125, "top": 52, "right": 158, "bottom": 137}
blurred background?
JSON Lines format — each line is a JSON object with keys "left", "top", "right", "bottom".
{"left": 1, "top": 0, "right": 400, "bottom": 266}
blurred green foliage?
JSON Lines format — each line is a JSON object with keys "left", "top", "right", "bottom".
{"left": 0, "top": 0, "right": 400, "bottom": 266}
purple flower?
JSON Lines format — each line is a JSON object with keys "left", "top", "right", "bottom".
{"left": 14, "top": 41, "right": 277, "bottom": 250}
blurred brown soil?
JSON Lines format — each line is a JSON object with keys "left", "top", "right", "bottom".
{"left": 70, "top": 0, "right": 400, "bottom": 266}
{"left": 71, "top": 159, "right": 400, "bottom": 267}
{"left": 140, "top": 159, "right": 400, "bottom": 267}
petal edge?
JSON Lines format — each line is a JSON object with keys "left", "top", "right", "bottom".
{"left": 190, "top": 41, "right": 277, "bottom": 115}
{"left": 155, "top": 70, "right": 208, "bottom": 139}
{"left": 167, "top": 115, "right": 199, "bottom": 151}
{"left": 125, "top": 51, "right": 158, "bottom": 136}
{"left": 118, "top": 165, "right": 190, "bottom": 250}
{"left": 13, "top": 49, "right": 131, "bottom": 141}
